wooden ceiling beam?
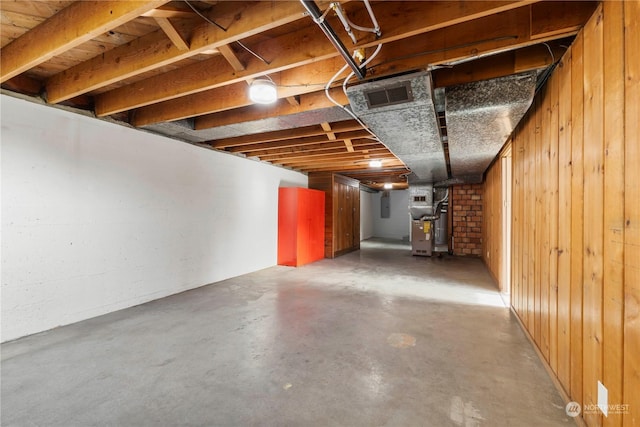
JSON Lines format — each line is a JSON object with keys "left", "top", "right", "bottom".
{"left": 1, "top": 74, "right": 43, "bottom": 95}
{"left": 300, "top": 161, "right": 407, "bottom": 173}
{"left": 230, "top": 131, "right": 373, "bottom": 153}
{"left": 142, "top": 6, "right": 196, "bottom": 19}
{"left": 195, "top": 89, "right": 349, "bottom": 130}
{"left": 129, "top": 2, "right": 595, "bottom": 126}
{"left": 95, "top": 19, "right": 342, "bottom": 116}
{"left": 272, "top": 151, "right": 395, "bottom": 167}
{"left": 45, "top": 1, "right": 316, "bottom": 103}
{"left": 95, "top": 0, "right": 538, "bottom": 117}
{"left": 340, "top": 169, "right": 411, "bottom": 179}
{"left": 0, "top": 0, "right": 169, "bottom": 83}
{"left": 210, "top": 121, "right": 363, "bottom": 149}
{"left": 256, "top": 142, "right": 381, "bottom": 161}
{"left": 431, "top": 40, "right": 568, "bottom": 88}
{"left": 271, "top": 146, "right": 391, "bottom": 161}
{"left": 249, "top": 137, "right": 376, "bottom": 155}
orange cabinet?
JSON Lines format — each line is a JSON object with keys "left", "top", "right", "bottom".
{"left": 277, "top": 187, "right": 325, "bottom": 267}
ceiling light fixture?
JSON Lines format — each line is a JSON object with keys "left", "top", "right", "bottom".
{"left": 249, "top": 78, "right": 277, "bottom": 104}
{"left": 369, "top": 159, "right": 382, "bottom": 168}
{"left": 384, "top": 183, "right": 393, "bottom": 190}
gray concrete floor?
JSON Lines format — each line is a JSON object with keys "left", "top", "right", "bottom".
{"left": 1, "top": 238, "right": 571, "bottom": 426}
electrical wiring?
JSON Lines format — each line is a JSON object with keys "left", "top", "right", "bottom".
{"left": 344, "top": 0, "right": 380, "bottom": 36}
{"left": 322, "top": 0, "right": 384, "bottom": 141}
{"left": 324, "top": 55, "right": 380, "bottom": 141}
{"left": 184, "top": 0, "right": 270, "bottom": 65}
{"left": 342, "top": 43, "right": 382, "bottom": 97}
{"left": 183, "top": 0, "right": 227, "bottom": 31}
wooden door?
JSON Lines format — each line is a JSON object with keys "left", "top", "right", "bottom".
{"left": 352, "top": 185, "right": 360, "bottom": 247}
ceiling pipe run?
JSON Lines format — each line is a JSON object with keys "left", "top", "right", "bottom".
{"left": 300, "top": 0, "right": 366, "bottom": 80}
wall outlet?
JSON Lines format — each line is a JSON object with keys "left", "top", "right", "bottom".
{"left": 598, "top": 381, "right": 608, "bottom": 417}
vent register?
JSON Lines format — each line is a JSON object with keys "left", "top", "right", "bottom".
{"left": 364, "top": 82, "right": 413, "bottom": 108}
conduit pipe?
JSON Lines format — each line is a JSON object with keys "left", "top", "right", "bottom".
{"left": 300, "top": 0, "right": 366, "bottom": 80}
{"left": 332, "top": 3, "right": 357, "bottom": 44}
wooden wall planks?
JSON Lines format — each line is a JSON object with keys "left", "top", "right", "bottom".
{"left": 483, "top": 3, "right": 638, "bottom": 425}
{"left": 570, "top": 27, "right": 585, "bottom": 411}
{"left": 556, "top": 47, "right": 572, "bottom": 394}
{"left": 622, "top": 1, "right": 639, "bottom": 426}
{"left": 483, "top": 157, "right": 502, "bottom": 286}
{"left": 582, "top": 6, "right": 605, "bottom": 426}
{"left": 602, "top": 2, "right": 625, "bottom": 426}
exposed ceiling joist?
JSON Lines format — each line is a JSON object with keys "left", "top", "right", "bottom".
{"left": 211, "top": 121, "right": 365, "bottom": 149}
{"left": 94, "top": 0, "right": 543, "bottom": 118}
{"left": 0, "top": 0, "right": 169, "bottom": 82}
{"left": 127, "top": 2, "right": 595, "bottom": 127}
{"left": 194, "top": 89, "right": 348, "bottom": 130}
{"left": 226, "top": 130, "right": 373, "bottom": 153}
{"left": 45, "top": 1, "right": 317, "bottom": 103}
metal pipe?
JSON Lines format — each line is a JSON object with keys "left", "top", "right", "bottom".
{"left": 300, "top": 0, "right": 366, "bottom": 80}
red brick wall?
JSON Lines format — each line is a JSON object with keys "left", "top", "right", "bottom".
{"left": 451, "top": 184, "right": 483, "bottom": 256}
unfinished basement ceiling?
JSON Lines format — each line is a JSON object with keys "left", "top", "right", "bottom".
{"left": 0, "top": 1, "right": 598, "bottom": 189}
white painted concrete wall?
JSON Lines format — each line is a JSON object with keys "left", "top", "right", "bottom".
{"left": 360, "top": 190, "right": 374, "bottom": 240}
{"left": 1, "top": 95, "right": 307, "bottom": 342}
{"left": 372, "top": 190, "right": 410, "bottom": 240}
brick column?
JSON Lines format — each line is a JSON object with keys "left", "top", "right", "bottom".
{"left": 451, "top": 184, "right": 483, "bottom": 256}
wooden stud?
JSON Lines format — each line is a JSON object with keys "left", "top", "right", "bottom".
{"left": 142, "top": 6, "right": 196, "bottom": 19}
{"left": 154, "top": 17, "right": 189, "bottom": 51}
{"left": 343, "top": 139, "right": 354, "bottom": 153}
{"left": 286, "top": 96, "right": 300, "bottom": 106}
{"left": 321, "top": 122, "right": 337, "bottom": 141}
{"left": 218, "top": 44, "right": 245, "bottom": 72}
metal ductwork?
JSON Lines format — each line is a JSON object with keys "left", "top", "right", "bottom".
{"left": 446, "top": 71, "right": 536, "bottom": 182}
{"left": 346, "top": 71, "right": 447, "bottom": 183}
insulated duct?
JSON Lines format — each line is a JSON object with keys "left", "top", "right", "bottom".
{"left": 346, "top": 71, "right": 447, "bottom": 183}
{"left": 446, "top": 72, "right": 536, "bottom": 182}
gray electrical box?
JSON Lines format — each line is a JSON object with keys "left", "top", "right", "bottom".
{"left": 381, "top": 191, "right": 390, "bottom": 218}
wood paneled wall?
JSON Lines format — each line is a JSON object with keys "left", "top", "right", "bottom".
{"left": 308, "top": 172, "right": 361, "bottom": 258}
{"left": 483, "top": 3, "right": 639, "bottom": 426}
